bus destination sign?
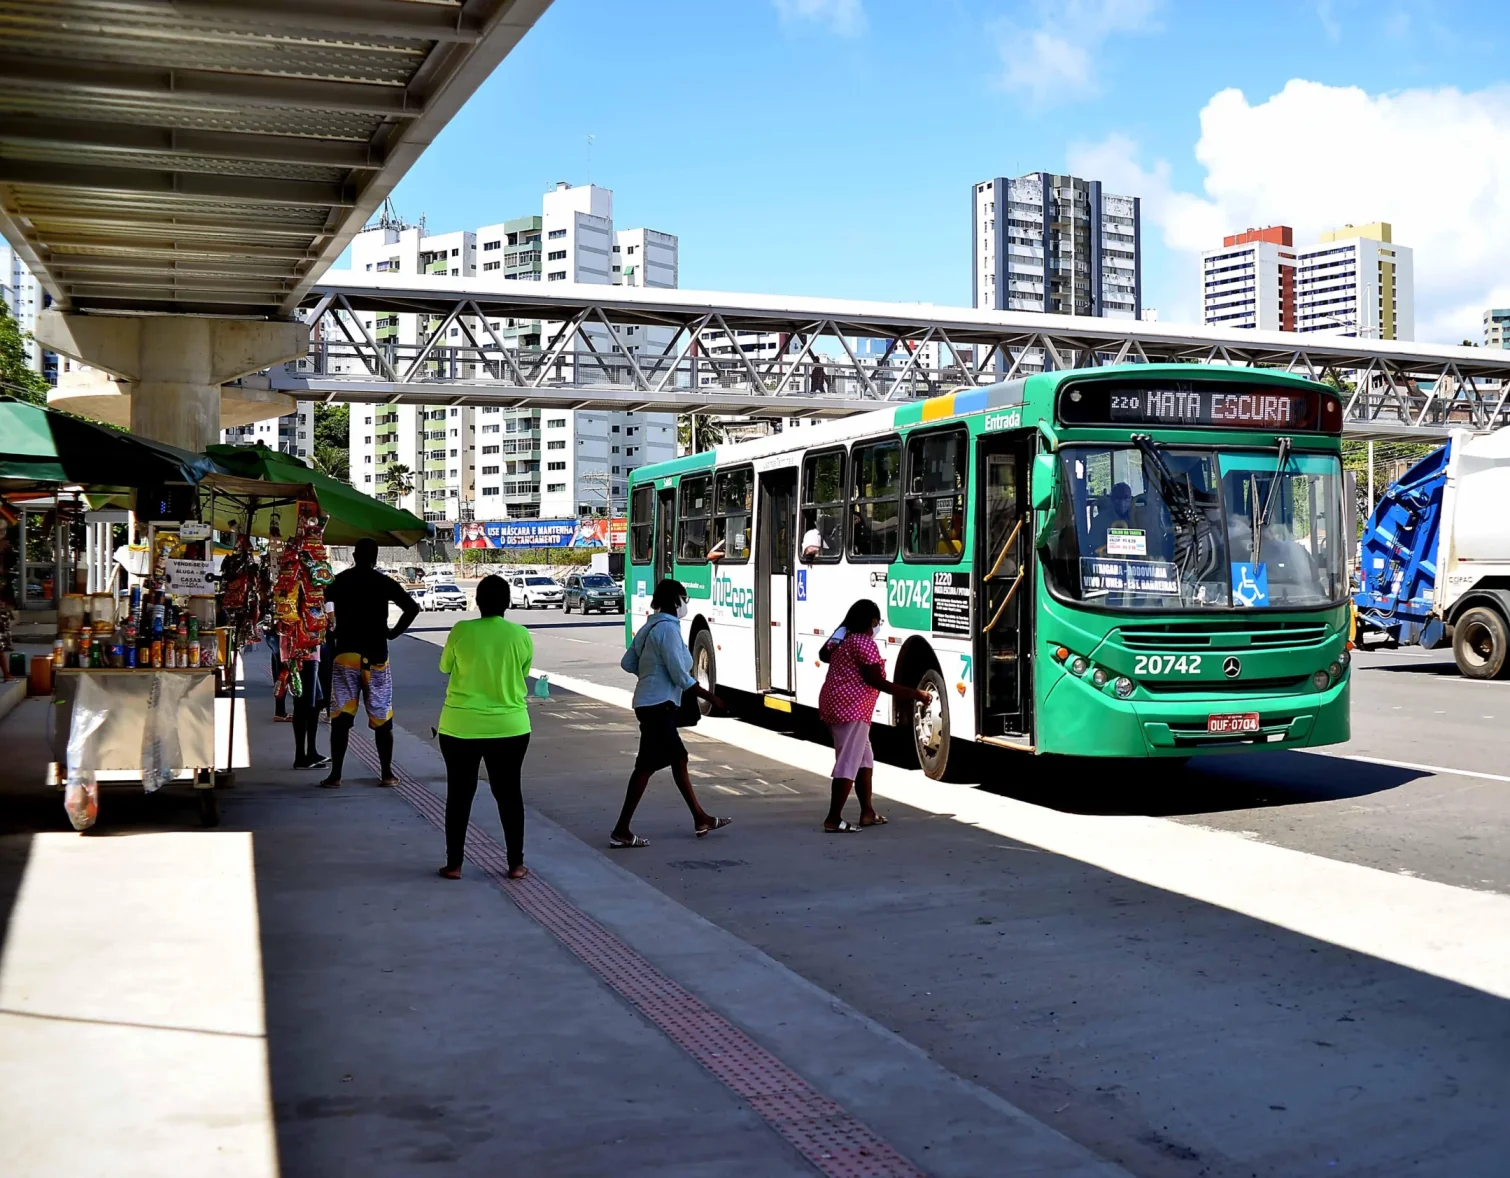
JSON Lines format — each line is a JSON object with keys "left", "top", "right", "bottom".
{"left": 1058, "top": 380, "right": 1340, "bottom": 434}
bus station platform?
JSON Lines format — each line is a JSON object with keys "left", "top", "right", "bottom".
{"left": 0, "top": 660, "right": 1125, "bottom": 1178}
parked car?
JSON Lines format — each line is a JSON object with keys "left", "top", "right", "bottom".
{"left": 417, "top": 582, "right": 468, "bottom": 611}
{"left": 563, "top": 572, "right": 624, "bottom": 614}
{"left": 510, "top": 574, "right": 564, "bottom": 609}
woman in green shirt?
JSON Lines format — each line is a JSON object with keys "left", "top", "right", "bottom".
{"left": 437, "top": 575, "right": 534, "bottom": 880}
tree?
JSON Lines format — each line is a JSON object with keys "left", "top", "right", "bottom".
{"left": 0, "top": 302, "right": 49, "bottom": 406}
{"left": 382, "top": 462, "right": 414, "bottom": 504}
{"left": 312, "top": 403, "right": 350, "bottom": 482}
{"left": 677, "top": 413, "right": 723, "bottom": 455}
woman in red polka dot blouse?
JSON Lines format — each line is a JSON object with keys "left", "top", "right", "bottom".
{"left": 817, "top": 599, "right": 933, "bottom": 832}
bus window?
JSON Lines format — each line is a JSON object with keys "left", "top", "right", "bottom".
{"left": 800, "top": 449, "right": 845, "bottom": 562}
{"left": 849, "top": 437, "right": 901, "bottom": 560}
{"left": 678, "top": 473, "right": 712, "bottom": 562}
{"left": 712, "top": 467, "right": 753, "bottom": 562}
{"left": 904, "top": 429, "right": 966, "bottom": 560}
{"left": 630, "top": 485, "right": 654, "bottom": 563}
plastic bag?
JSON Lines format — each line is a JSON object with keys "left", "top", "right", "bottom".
{"left": 64, "top": 675, "right": 111, "bottom": 830}
{"left": 141, "top": 671, "right": 193, "bottom": 793}
{"left": 64, "top": 773, "right": 99, "bottom": 831}
{"left": 532, "top": 673, "right": 550, "bottom": 699}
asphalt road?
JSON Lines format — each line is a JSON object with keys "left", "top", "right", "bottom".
{"left": 397, "top": 605, "right": 1510, "bottom": 897}
{"left": 380, "top": 603, "right": 1510, "bottom": 1177}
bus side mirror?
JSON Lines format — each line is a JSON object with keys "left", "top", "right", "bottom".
{"left": 1030, "top": 454, "right": 1058, "bottom": 513}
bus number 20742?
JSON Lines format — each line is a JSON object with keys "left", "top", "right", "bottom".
{"left": 1134, "top": 654, "right": 1203, "bottom": 675}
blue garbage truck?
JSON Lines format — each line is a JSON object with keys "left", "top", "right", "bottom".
{"left": 1354, "top": 427, "right": 1510, "bottom": 678}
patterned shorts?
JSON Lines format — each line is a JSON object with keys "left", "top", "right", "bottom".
{"left": 330, "top": 653, "right": 394, "bottom": 727}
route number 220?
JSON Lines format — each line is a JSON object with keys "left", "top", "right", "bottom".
{"left": 1134, "top": 654, "right": 1203, "bottom": 675}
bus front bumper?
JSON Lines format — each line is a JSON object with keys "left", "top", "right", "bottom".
{"left": 1040, "top": 675, "right": 1350, "bottom": 757}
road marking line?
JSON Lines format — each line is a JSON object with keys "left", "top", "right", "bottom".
{"left": 534, "top": 669, "right": 1510, "bottom": 1003}
{"left": 1321, "top": 753, "right": 1510, "bottom": 785}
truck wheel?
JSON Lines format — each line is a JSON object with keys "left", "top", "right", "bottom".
{"left": 691, "top": 630, "right": 717, "bottom": 715}
{"left": 911, "top": 668, "right": 951, "bottom": 781}
{"left": 1453, "top": 607, "right": 1510, "bottom": 679}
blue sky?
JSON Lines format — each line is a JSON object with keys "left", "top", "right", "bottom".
{"left": 381, "top": 0, "right": 1510, "bottom": 341}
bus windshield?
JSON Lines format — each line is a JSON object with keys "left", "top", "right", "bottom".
{"left": 1044, "top": 445, "right": 1345, "bottom": 610}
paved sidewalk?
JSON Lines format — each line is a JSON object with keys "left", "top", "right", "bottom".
{"left": 0, "top": 661, "right": 1123, "bottom": 1177}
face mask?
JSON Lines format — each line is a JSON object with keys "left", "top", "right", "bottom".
{"left": 675, "top": 600, "right": 688, "bottom": 620}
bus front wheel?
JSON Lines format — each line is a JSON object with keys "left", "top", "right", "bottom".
{"left": 691, "top": 630, "right": 718, "bottom": 715}
{"left": 911, "top": 668, "right": 951, "bottom": 781}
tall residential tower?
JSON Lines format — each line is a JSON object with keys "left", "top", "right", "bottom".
{"left": 972, "top": 172, "right": 1141, "bottom": 318}
{"left": 1202, "top": 226, "right": 1297, "bottom": 331}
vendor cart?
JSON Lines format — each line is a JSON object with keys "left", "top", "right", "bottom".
{"left": 49, "top": 667, "right": 222, "bottom": 825}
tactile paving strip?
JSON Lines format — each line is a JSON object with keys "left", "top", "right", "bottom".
{"left": 348, "top": 737, "right": 928, "bottom": 1178}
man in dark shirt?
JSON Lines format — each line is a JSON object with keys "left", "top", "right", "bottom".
{"left": 320, "top": 538, "right": 420, "bottom": 788}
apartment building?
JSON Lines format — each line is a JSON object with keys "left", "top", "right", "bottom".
{"left": 1483, "top": 307, "right": 1510, "bottom": 349}
{"left": 220, "top": 405, "right": 315, "bottom": 462}
{"left": 1, "top": 242, "right": 52, "bottom": 381}
{"left": 1296, "top": 222, "right": 1413, "bottom": 340}
{"left": 339, "top": 184, "right": 677, "bottom": 522}
{"left": 972, "top": 172, "right": 1141, "bottom": 318}
{"left": 1202, "top": 226, "right": 1297, "bottom": 331}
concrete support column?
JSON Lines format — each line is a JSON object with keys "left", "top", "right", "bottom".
{"left": 35, "top": 312, "right": 308, "bottom": 453}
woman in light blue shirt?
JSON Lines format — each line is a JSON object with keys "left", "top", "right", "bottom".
{"left": 610, "top": 578, "right": 728, "bottom": 848}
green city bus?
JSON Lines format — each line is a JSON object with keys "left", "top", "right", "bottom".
{"left": 624, "top": 363, "right": 1351, "bottom": 779}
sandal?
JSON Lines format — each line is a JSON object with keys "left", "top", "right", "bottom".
{"left": 609, "top": 834, "right": 650, "bottom": 848}
{"left": 695, "top": 817, "right": 732, "bottom": 838}
{"left": 507, "top": 865, "right": 529, "bottom": 880}
{"left": 859, "top": 814, "right": 889, "bottom": 827}
{"left": 437, "top": 865, "right": 462, "bottom": 880}
{"left": 824, "top": 820, "right": 862, "bottom": 833}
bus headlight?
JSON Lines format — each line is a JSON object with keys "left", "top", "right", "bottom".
{"left": 1069, "top": 657, "right": 1089, "bottom": 677}
{"left": 1311, "top": 670, "right": 1331, "bottom": 691}
{"left": 1091, "top": 667, "right": 1110, "bottom": 688}
{"left": 1336, "top": 648, "right": 1350, "bottom": 669}
{"left": 1114, "top": 676, "right": 1135, "bottom": 698}
{"left": 1327, "top": 661, "right": 1342, "bottom": 680}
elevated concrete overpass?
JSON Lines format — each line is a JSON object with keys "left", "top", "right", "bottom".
{"left": 262, "top": 275, "right": 1510, "bottom": 437}
{"left": 0, "top": 0, "right": 551, "bottom": 448}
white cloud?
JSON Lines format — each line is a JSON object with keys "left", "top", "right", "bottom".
{"left": 773, "top": 0, "right": 865, "bottom": 37}
{"left": 1069, "top": 79, "right": 1510, "bottom": 341}
{"left": 996, "top": 0, "right": 1160, "bottom": 105}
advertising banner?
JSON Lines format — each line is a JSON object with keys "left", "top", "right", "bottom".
{"left": 455, "top": 519, "right": 627, "bottom": 550}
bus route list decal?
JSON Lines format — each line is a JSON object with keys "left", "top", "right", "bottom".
{"left": 932, "top": 571, "right": 971, "bottom": 635}
{"left": 1080, "top": 558, "right": 1180, "bottom": 596}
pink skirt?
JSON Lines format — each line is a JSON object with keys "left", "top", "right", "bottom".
{"left": 828, "top": 721, "right": 875, "bottom": 781}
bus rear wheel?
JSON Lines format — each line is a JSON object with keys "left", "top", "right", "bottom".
{"left": 911, "top": 668, "right": 951, "bottom": 781}
{"left": 1453, "top": 606, "right": 1510, "bottom": 679}
{"left": 691, "top": 630, "right": 717, "bottom": 715}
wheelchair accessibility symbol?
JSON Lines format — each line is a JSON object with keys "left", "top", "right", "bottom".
{"left": 797, "top": 569, "right": 807, "bottom": 601}
{"left": 1231, "top": 562, "right": 1269, "bottom": 608}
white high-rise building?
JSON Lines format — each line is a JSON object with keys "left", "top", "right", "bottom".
{"left": 1, "top": 242, "right": 50, "bottom": 380}
{"left": 221, "top": 405, "right": 316, "bottom": 463}
{"left": 338, "top": 184, "right": 677, "bottom": 522}
{"left": 1202, "top": 226, "right": 1297, "bottom": 332}
{"left": 972, "top": 172, "right": 1141, "bottom": 319}
{"left": 1295, "top": 222, "right": 1413, "bottom": 340}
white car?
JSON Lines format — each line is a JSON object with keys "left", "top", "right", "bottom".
{"left": 418, "top": 582, "right": 468, "bottom": 611}
{"left": 511, "top": 574, "right": 564, "bottom": 609}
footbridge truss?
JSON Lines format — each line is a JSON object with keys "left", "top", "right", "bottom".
{"left": 267, "top": 278, "right": 1510, "bottom": 437}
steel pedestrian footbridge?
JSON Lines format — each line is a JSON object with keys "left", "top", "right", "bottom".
{"left": 269, "top": 276, "right": 1510, "bottom": 438}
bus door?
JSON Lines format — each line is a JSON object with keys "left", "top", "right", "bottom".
{"left": 975, "top": 434, "right": 1032, "bottom": 738}
{"left": 756, "top": 468, "right": 797, "bottom": 693}
{"left": 654, "top": 487, "right": 676, "bottom": 584}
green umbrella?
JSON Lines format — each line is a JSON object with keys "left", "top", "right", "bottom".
{"left": 204, "top": 443, "right": 431, "bottom": 548}
{"left": 0, "top": 397, "right": 217, "bottom": 491}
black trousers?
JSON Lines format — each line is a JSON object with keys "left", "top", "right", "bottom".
{"left": 439, "top": 733, "right": 530, "bottom": 869}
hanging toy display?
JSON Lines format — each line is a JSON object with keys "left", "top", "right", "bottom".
{"left": 272, "top": 501, "right": 330, "bottom": 696}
